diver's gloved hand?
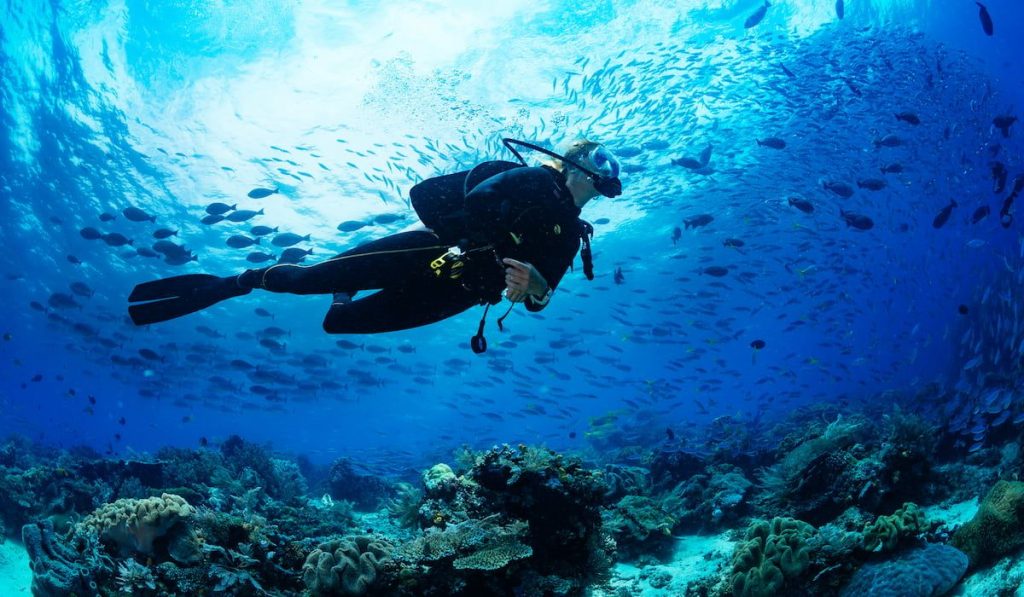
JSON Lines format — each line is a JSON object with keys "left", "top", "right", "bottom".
{"left": 502, "top": 258, "right": 547, "bottom": 303}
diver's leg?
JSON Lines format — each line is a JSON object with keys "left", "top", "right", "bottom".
{"left": 238, "top": 231, "right": 448, "bottom": 295}
{"left": 322, "top": 282, "right": 479, "bottom": 334}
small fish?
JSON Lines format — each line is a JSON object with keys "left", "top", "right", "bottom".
{"left": 671, "top": 156, "right": 704, "bottom": 169}
{"left": 122, "top": 206, "right": 156, "bottom": 222}
{"left": 778, "top": 63, "right": 795, "bottom": 78}
{"left": 756, "top": 137, "right": 786, "bottom": 149}
{"left": 374, "top": 214, "right": 403, "bottom": 225}
{"left": 744, "top": 0, "right": 770, "bottom": 29}
{"left": 226, "top": 209, "right": 264, "bottom": 222}
{"left": 843, "top": 78, "right": 862, "bottom": 97}
{"left": 840, "top": 209, "right": 874, "bottom": 230}
{"left": 993, "top": 115, "right": 1017, "bottom": 138}
{"left": 259, "top": 338, "right": 286, "bottom": 351}
{"left": 272, "top": 233, "right": 311, "bottom": 247}
{"left": 250, "top": 225, "right": 279, "bottom": 237}
{"left": 69, "top": 282, "right": 94, "bottom": 297}
{"left": 337, "top": 220, "right": 368, "bottom": 233}
{"left": 200, "top": 214, "right": 225, "bottom": 225}
{"left": 671, "top": 227, "right": 682, "bottom": 244}
{"left": 823, "top": 181, "right": 855, "bottom": 198}
{"left": 279, "top": 247, "right": 314, "bottom": 264}
{"left": 788, "top": 196, "right": 814, "bottom": 213}
{"left": 750, "top": 339, "right": 766, "bottom": 350}
{"left": 254, "top": 308, "right": 274, "bottom": 318}
{"left": 992, "top": 162, "right": 1008, "bottom": 194}
{"left": 593, "top": 218, "right": 611, "bottom": 225}
{"left": 153, "top": 228, "right": 178, "bottom": 239}
{"left": 971, "top": 205, "right": 990, "bottom": 224}
{"left": 894, "top": 112, "right": 921, "bottom": 125}
{"left": 698, "top": 144, "right": 713, "bottom": 166}
{"left": 66, "top": 254, "right": 82, "bottom": 265}
{"left": 702, "top": 266, "right": 729, "bottom": 277}
{"left": 246, "top": 251, "right": 277, "bottom": 263}
{"left": 205, "top": 202, "right": 236, "bottom": 215}
{"left": 966, "top": 239, "right": 986, "bottom": 249}
{"left": 102, "top": 232, "right": 133, "bottom": 246}
{"left": 138, "top": 348, "right": 163, "bottom": 361}
{"left": 873, "top": 134, "right": 902, "bottom": 148}
{"left": 79, "top": 227, "right": 103, "bottom": 240}
{"left": 226, "top": 235, "right": 260, "bottom": 249}
{"left": 856, "top": 179, "right": 887, "bottom": 191}
{"left": 932, "top": 199, "right": 957, "bottom": 229}
{"left": 683, "top": 214, "right": 714, "bottom": 229}
{"left": 723, "top": 238, "right": 745, "bottom": 248}
{"left": 976, "top": 2, "right": 993, "bottom": 36}
{"left": 614, "top": 267, "right": 625, "bottom": 285}
{"left": 880, "top": 163, "right": 904, "bottom": 174}
{"left": 835, "top": 0, "right": 844, "bottom": 20}
{"left": 99, "top": 212, "right": 116, "bottom": 222}
{"left": 247, "top": 187, "right": 279, "bottom": 199}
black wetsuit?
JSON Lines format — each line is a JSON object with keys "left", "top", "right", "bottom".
{"left": 250, "top": 165, "right": 588, "bottom": 333}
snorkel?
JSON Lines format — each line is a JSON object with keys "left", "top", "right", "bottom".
{"left": 502, "top": 138, "right": 623, "bottom": 198}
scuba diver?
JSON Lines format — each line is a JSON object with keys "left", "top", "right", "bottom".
{"left": 127, "top": 138, "right": 622, "bottom": 352}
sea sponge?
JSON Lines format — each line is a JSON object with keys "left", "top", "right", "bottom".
{"left": 731, "top": 517, "right": 815, "bottom": 597}
{"left": 862, "top": 502, "right": 925, "bottom": 552}
{"left": 302, "top": 535, "right": 393, "bottom": 596}
{"left": 950, "top": 480, "right": 1024, "bottom": 567}
{"left": 80, "top": 493, "right": 194, "bottom": 555}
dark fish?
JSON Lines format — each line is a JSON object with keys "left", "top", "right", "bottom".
{"left": 971, "top": 205, "right": 990, "bottom": 224}
{"left": 79, "top": 227, "right": 103, "bottom": 240}
{"left": 205, "top": 202, "right": 236, "bottom": 215}
{"left": 778, "top": 63, "right": 795, "bottom": 78}
{"left": 336, "top": 340, "right": 363, "bottom": 350}
{"left": 69, "top": 282, "right": 94, "bottom": 297}
{"left": 788, "top": 196, "right": 814, "bottom": 213}
{"left": 992, "top": 162, "right": 1008, "bottom": 193}
{"left": 744, "top": 0, "right": 770, "bottom": 28}
{"left": 840, "top": 209, "right": 874, "bottom": 230}
{"left": 164, "top": 252, "right": 198, "bottom": 266}
{"left": 122, "top": 206, "right": 156, "bottom": 222}
{"left": 895, "top": 112, "right": 921, "bottom": 125}
{"left": 272, "top": 233, "right": 311, "bottom": 247}
{"left": 99, "top": 212, "right": 116, "bottom": 222}
{"left": 102, "top": 233, "right": 133, "bottom": 246}
{"left": 976, "top": 2, "right": 993, "bottom": 36}
{"left": 593, "top": 218, "right": 611, "bottom": 225}
{"left": 823, "top": 181, "right": 855, "bottom": 198}
{"left": 48, "top": 292, "right": 81, "bottom": 309}
{"left": 723, "top": 238, "right": 745, "bottom": 248}
{"left": 993, "top": 115, "right": 1017, "bottom": 138}
{"left": 835, "top": 0, "right": 844, "bottom": 19}
{"left": 337, "top": 220, "right": 368, "bottom": 233}
{"left": 843, "top": 78, "right": 862, "bottom": 97}
{"left": 247, "top": 187, "right": 279, "bottom": 199}
{"left": 226, "top": 209, "right": 264, "bottom": 222}
{"left": 683, "top": 214, "right": 714, "bottom": 229}
{"left": 702, "top": 266, "right": 729, "bottom": 277}
{"left": 201, "top": 214, "right": 225, "bottom": 225}
{"left": 616, "top": 146, "right": 643, "bottom": 158}
{"left": 259, "top": 338, "right": 286, "bottom": 351}
{"left": 873, "top": 134, "right": 902, "bottom": 147}
{"left": 29, "top": 301, "right": 46, "bottom": 312}
{"left": 614, "top": 267, "right": 625, "bottom": 285}
{"left": 880, "top": 163, "right": 903, "bottom": 174}
{"left": 374, "top": 214, "right": 403, "bottom": 225}
{"left": 750, "top": 339, "right": 766, "bottom": 350}
{"left": 932, "top": 199, "right": 957, "bottom": 229}
{"left": 671, "top": 227, "right": 682, "bottom": 244}
{"left": 246, "top": 251, "right": 277, "bottom": 263}
{"left": 255, "top": 308, "right": 274, "bottom": 318}
{"left": 152, "top": 240, "right": 188, "bottom": 256}
{"left": 226, "top": 235, "right": 259, "bottom": 249}
{"left": 66, "top": 254, "right": 82, "bottom": 265}
{"left": 153, "top": 228, "right": 178, "bottom": 239}
{"left": 698, "top": 144, "right": 713, "bottom": 166}
{"left": 250, "top": 225, "right": 279, "bottom": 236}
{"left": 138, "top": 348, "right": 163, "bottom": 361}
{"left": 642, "top": 139, "right": 670, "bottom": 151}
{"left": 671, "top": 156, "right": 704, "bottom": 169}
{"left": 999, "top": 176, "right": 1024, "bottom": 228}
{"left": 756, "top": 137, "right": 786, "bottom": 149}
{"left": 958, "top": 304, "right": 969, "bottom": 315}
{"left": 856, "top": 178, "right": 887, "bottom": 191}
{"left": 279, "top": 247, "right": 314, "bottom": 264}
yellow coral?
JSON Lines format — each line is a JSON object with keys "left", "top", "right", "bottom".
{"left": 81, "top": 493, "right": 194, "bottom": 554}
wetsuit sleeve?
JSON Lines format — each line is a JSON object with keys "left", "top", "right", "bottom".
{"left": 524, "top": 241, "right": 577, "bottom": 312}
{"left": 463, "top": 167, "right": 563, "bottom": 246}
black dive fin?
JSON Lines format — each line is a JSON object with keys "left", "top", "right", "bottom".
{"left": 128, "top": 274, "right": 222, "bottom": 302}
{"left": 128, "top": 275, "right": 250, "bottom": 326}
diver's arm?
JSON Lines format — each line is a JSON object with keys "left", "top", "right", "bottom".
{"left": 523, "top": 260, "right": 568, "bottom": 312}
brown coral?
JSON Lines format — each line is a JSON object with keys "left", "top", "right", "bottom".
{"left": 80, "top": 493, "right": 194, "bottom": 555}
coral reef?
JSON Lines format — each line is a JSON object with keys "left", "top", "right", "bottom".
{"left": 326, "top": 458, "right": 396, "bottom": 511}
{"left": 79, "top": 492, "right": 194, "bottom": 555}
{"left": 861, "top": 502, "right": 925, "bottom": 552}
{"left": 303, "top": 535, "right": 394, "bottom": 596}
{"left": 730, "top": 517, "right": 816, "bottom": 597}
{"left": 950, "top": 480, "right": 1024, "bottom": 567}
{"left": 839, "top": 543, "right": 968, "bottom": 596}
{"left": 603, "top": 495, "right": 676, "bottom": 560}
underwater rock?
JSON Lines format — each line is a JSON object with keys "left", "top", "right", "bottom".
{"left": 327, "top": 458, "right": 395, "bottom": 510}
{"left": 839, "top": 543, "right": 967, "bottom": 597}
{"left": 950, "top": 480, "right": 1024, "bottom": 567}
{"left": 662, "top": 464, "right": 752, "bottom": 532}
{"left": 600, "top": 464, "right": 651, "bottom": 501}
{"left": 603, "top": 496, "right": 677, "bottom": 560}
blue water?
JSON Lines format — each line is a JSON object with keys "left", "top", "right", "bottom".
{"left": 1, "top": 0, "right": 1022, "bottom": 471}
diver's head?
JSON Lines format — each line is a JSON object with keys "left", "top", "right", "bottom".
{"left": 548, "top": 139, "right": 622, "bottom": 207}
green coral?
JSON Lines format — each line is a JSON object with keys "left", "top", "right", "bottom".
{"left": 951, "top": 480, "right": 1024, "bottom": 567}
{"left": 398, "top": 516, "right": 531, "bottom": 572}
{"left": 302, "top": 535, "right": 393, "bottom": 596}
{"left": 731, "top": 517, "right": 816, "bottom": 597}
{"left": 861, "top": 502, "right": 924, "bottom": 552}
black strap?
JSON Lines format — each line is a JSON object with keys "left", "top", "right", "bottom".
{"left": 580, "top": 220, "right": 595, "bottom": 281}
